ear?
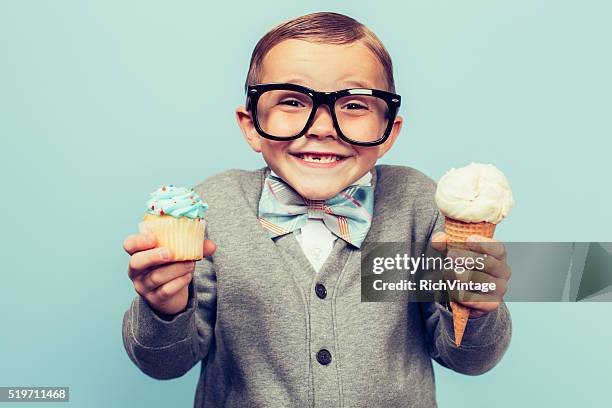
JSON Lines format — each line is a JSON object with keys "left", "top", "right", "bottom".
{"left": 235, "top": 106, "right": 262, "bottom": 152}
{"left": 377, "top": 114, "right": 403, "bottom": 158}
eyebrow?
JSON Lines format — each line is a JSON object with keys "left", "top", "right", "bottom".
{"left": 338, "top": 79, "right": 376, "bottom": 89}
{"left": 273, "top": 77, "right": 377, "bottom": 90}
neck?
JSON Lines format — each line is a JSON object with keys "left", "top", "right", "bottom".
{"left": 269, "top": 170, "right": 374, "bottom": 192}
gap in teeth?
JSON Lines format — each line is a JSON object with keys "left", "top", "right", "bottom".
{"left": 299, "top": 154, "right": 340, "bottom": 163}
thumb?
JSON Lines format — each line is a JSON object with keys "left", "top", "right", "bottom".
{"left": 430, "top": 232, "right": 447, "bottom": 252}
{"left": 203, "top": 239, "right": 217, "bottom": 257}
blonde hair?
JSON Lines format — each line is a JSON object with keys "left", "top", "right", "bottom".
{"left": 245, "top": 12, "right": 395, "bottom": 92}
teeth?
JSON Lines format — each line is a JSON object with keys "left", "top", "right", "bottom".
{"left": 298, "top": 154, "right": 340, "bottom": 163}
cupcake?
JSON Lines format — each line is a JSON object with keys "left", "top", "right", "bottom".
{"left": 138, "top": 185, "right": 208, "bottom": 261}
{"left": 435, "top": 163, "right": 514, "bottom": 346}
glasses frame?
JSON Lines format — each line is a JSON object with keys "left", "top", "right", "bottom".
{"left": 246, "top": 83, "right": 401, "bottom": 147}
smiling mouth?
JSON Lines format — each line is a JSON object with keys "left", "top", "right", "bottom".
{"left": 290, "top": 152, "right": 348, "bottom": 163}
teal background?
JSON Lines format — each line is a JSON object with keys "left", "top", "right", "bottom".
{"left": 1, "top": 0, "right": 610, "bottom": 406}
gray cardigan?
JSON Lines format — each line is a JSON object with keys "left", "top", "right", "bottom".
{"left": 122, "top": 165, "right": 511, "bottom": 407}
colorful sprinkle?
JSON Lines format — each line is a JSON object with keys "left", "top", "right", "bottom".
{"left": 146, "top": 185, "right": 208, "bottom": 220}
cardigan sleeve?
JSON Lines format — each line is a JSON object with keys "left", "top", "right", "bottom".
{"left": 420, "top": 301, "right": 512, "bottom": 375}
{"left": 122, "top": 254, "right": 217, "bottom": 380}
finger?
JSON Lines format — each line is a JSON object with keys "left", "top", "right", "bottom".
{"left": 447, "top": 247, "right": 510, "bottom": 280}
{"left": 466, "top": 236, "right": 507, "bottom": 261}
{"left": 453, "top": 269, "right": 508, "bottom": 297}
{"left": 445, "top": 248, "right": 488, "bottom": 277}
{"left": 128, "top": 247, "right": 174, "bottom": 275}
{"left": 430, "top": 232, "right": 447, "bottom": 252}
{"left": 139, "top": 261, "right": 195, "bottom": 291}
{"left": 203, "top": 240, "right": 217, "bottom": 257}
{"left": 480, "top": 253, "right": 512, "bottom": 280}
{"left": 446, "top": 247, "right": 475, "bottom": 260}
{"left": 149, "top": 272, "right": 193, "bottom": 303}
{"left": 123, "top": 233, "right": 158, "bottom": 256}
{"left": 448, "top": 287, "right": 499, "bottom": 303}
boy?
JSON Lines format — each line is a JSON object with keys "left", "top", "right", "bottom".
{"left": 122, "top": 12, "right": 511, "bottom": 407}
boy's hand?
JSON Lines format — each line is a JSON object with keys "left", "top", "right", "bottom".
{"left": 431, "top": 232, "right": 511, "bottom": 318}
{"left": 123, "top": 233, "right": 217, "bottom": 315}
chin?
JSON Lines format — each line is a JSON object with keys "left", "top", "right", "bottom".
{"left": 293, "top": 182, "right": 342, "bottom": 200}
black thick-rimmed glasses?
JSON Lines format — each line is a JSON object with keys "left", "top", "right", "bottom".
{"left": 246, "top": 83, "right": 401, "bottom": 147}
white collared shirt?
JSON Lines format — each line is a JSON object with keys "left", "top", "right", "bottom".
{"left": 270, "top": 170, "right": 372, "bottom": 272}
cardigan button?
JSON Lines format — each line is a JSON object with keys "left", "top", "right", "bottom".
{"left": 315, "top": 283, "right": 327, "bottom": 299}
{"left": 316, "top": 349, "right": 332, "bottom": 366}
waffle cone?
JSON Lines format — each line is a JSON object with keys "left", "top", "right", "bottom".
{"left": 444, "top": 217, "right": 496, "bottom": 250}
{"left": 139, "top": 214, "right": 205, "bottom": 261}
{"left": 444, "top": 217, "right": 496, "bottom": 346}
{"left": 450, "top": 302, "right": 470, "bottom": 347}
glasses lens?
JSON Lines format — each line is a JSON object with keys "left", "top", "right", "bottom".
{"left": 334, "top": 95, "right": 390, "bottom": 143}
{"left": 256, "top": 90, "right": 313, "bottom": 138}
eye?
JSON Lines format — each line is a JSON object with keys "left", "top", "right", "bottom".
{"left": 278, "top": 99, "right": 305, "bottom": 107}
{"left": 345, "top": 102, "right": 368, "bottom": 110}
{"left": 341, "top": 100, "right": 370, "bottom": 110}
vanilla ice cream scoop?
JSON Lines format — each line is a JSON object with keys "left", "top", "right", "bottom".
{"left": 435, "top": 163, "right": 514, "bottom": 224}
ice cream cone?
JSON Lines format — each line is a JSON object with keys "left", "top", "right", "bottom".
{"left": 435, "top": 163, "right": 514, "bottom": 347}
{"left": 444, "top": 216, "right": 496, "bottom": 347}
{"left": 444, "top": 217, "right": 496, "bottom": 249}
{"left": 450, "top": 302, "right": 470, "bottom": 347}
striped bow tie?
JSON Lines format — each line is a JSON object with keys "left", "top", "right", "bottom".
{"left": 258, "top": 174, "right": 374, "bottom": 248}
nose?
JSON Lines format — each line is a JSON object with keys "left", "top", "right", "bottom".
{"left": 305, "top": 104, "right": 338, "bottom": 141}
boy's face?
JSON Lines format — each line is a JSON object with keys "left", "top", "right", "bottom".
{"left": 236, "top": 39, "right": 403, "bottom": 200}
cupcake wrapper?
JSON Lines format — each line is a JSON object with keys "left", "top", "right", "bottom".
{"left": 139, "top": 215, "right": 205, "bottom": 261}
{"left": 444, "top": 216, "right": 497, "bottom": 347}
